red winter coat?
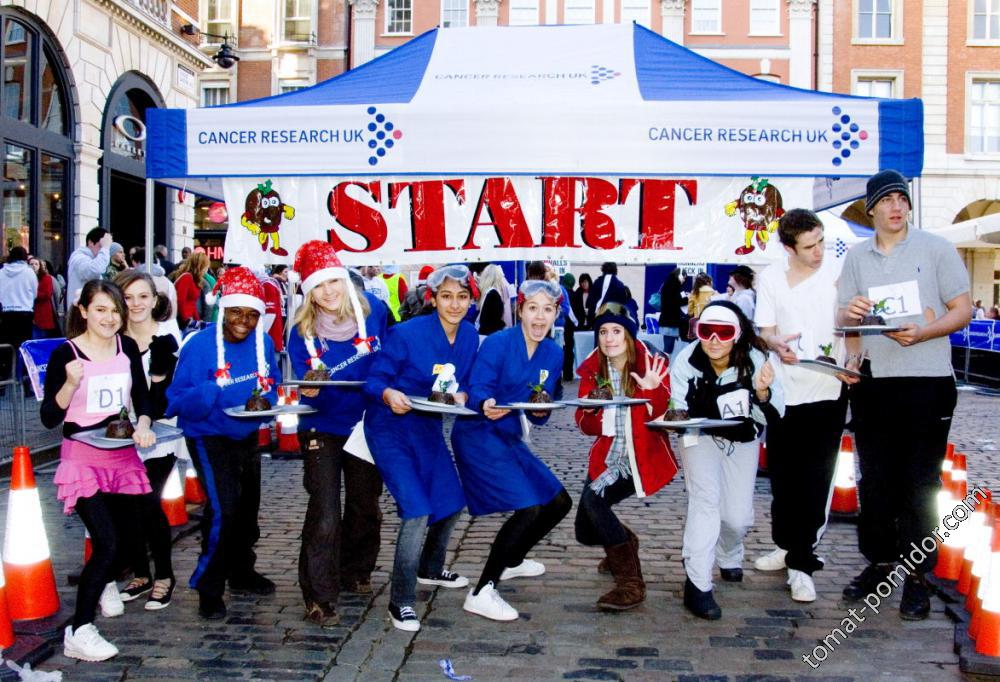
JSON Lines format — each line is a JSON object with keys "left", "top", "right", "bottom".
{"left": 575, "top": 341, "right": 678, "bottom": 498}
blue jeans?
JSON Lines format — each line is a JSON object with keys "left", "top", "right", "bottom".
{"left": 390, "top": 511, "right": 461, "bottom": 607}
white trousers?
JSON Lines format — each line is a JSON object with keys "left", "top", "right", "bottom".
{"left": 680, "top": 436, "right": 759, "bottom": 592}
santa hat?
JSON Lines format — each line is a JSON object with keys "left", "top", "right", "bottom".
{"left": 209, "top": 266, "right": 271, "bottom": 392}
{"left": 293, "top": 240, "right": 371, "bottom": 358}
{"left": 417, "top": 265, "right": 435, "bottom": 285}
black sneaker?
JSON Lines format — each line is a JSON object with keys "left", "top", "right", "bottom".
{"left": 900, "top": 573, "right": 931, "bottom": 621}
{"left": 144, "top": 578, "right": 175, "bottom": 611}
{"left": 720, "top": 568, "right": 743, "bottom": 583}
{"left": 416, "top": 570, "right": 469, "bottom": 589}
{"left": 842, "top": 564, "right": 891, "bottom": 601}
{"left": 388, "top": 602, "right": 420, "bottom": 632}
{"left": 683, "top": 578, "right": 722, "bottom": 620}
{"left": 230, "top": 572, "right": 276, "bottom": 595}
{"left": 119, "top": 577, "right": 152, "bottom": 602}
{"left": 198, "top": 593, "right": 227, "bottom": 620}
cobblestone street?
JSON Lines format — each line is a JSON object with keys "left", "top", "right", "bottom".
{"left": 7, "top": 384, "right": 997, "bottom": 681}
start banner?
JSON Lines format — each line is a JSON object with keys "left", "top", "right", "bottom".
{"left": 222, "top": 175, "right": 813, "bottom": 267}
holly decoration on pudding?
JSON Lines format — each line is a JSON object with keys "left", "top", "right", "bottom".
{"left": 429, "top": 379, "right": 456, "bottom": 405}
{"left": 587, "top": 374, "right": 614, "bottom": 400}
{"left": 861, "top": 299, "right": 889, "bottom": 326}
{"left": 105, "top": 407, "right": 135, "bottom": 439}
{"left": 815, "top": 343, "right": 837, "bottom": 365}
{"left": 664, "top": 400, "right": 689, "bottom": 422}
{"left": 303, "top": 363, "right": 331, "bottom": 382}
{"left": 528, "top": 381, "right": 552, "bottom": 404}
{"left": 245, "top": 388, "right": 272, "bottom": 412}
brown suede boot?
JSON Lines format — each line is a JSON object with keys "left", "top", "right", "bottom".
{"left": 596, "top": 540, "right": 645, "bottom": 611}
{"left": 598, "top": 526, "right": 639, "bottom": 575}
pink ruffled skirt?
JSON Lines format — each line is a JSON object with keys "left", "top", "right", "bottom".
{"left": 54, "top": 439, "right": 152, "bottom": 514}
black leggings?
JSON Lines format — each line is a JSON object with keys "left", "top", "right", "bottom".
{"left": 475, "top": 489, "right": 572, "bottom": 593}
{"left": 74, "top": 492, "right": 135, "bottom": 628}
{"left": 125, "top": 455, "right": 176, "bottom": 581}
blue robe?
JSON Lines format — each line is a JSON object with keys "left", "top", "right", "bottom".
{"left": 451, "top": 327, "right": 565, "bottom": 516}
{"left": 363, "top": 313, "right": 478, "bottom": 522}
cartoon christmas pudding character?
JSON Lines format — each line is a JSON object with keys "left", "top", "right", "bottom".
{"left": 724, "top": 176, "right": 785, "bottom": 256}
{"left": 241, "top": 179, "right": 295, "bottom": 257}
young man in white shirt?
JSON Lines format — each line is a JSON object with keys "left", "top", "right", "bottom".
{"left": 754, "top": 209, "right": 861, "bottom": 602}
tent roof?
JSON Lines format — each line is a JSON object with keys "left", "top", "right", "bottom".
{"left": 148, "top": 23, "right": 922, "bottom": 183}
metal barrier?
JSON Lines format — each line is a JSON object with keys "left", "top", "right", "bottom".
{"left": 0, "top": 344, "right": 61, "bottom": 464}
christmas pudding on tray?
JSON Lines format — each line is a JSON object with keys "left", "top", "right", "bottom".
{"left": 105, "top": 407, "right": 135, "bottom": 439}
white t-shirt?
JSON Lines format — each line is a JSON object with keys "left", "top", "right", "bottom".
{"left": 755, "top": 258, "right": 843, "bottom": 406}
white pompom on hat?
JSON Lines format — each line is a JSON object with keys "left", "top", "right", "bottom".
{"left": 211, "top": 266, "right": 271, "bottom": 391}
{"left": 293, "top": 240, "right": 370, "bottom": 356}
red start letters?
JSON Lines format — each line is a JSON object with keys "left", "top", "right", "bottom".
{"left": 325, "top": 177, "right": 696, "bottom": 253}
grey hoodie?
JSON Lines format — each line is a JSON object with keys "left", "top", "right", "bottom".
{"left": 0, "top": 261, "right": 38, "bottom": 312}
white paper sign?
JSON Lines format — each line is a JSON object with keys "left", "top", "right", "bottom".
{"left": 716, "top": 388, "right": 750, "bottom": 420}
{"left": 87, "top": 373, "right": 129, "bottom": 415}
{"left": 868, "top": 280, "right": 922, "bottom": 320}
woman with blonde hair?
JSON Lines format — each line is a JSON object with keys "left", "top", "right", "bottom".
{"left": 169, "top": 252, "right": 210, "bottom": 328}
{"left": 287, "top": 241, "right": 388, "bottom": 628}
{"left": 475, "top": 264, "right": 511, "bottom": 335}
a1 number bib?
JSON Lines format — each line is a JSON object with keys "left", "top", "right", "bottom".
{"left": 86, "top": 372, "right": 129, "bottom": 415}
{"left": 716, "top": 389, "right": 750, "bottom": 420}
{"left": 868, "top": 280, "right": 922, "bottom": 320}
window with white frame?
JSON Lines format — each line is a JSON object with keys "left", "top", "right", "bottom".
{"left": 972, "top": 0, "right": 1000, "bottom": 41}
{"left": 201, "top": 83, "right": 230, "bottom": 107}
{"left": 204, "top": 0, "right": 236, "bottom": 42}
{"left": 857, "top": 0, "right": 895, "bottom": 40}
{"left": 386, "top": 0, "right": 412, "bottom": 34}
{"left": 691, "top": 0, "right": 722, "bottom": 34}
{"left": 564, "top": 0, "right": 595, "bottom": 24}
{"left": 621, "top": 0, "right": 650, "bottom": 27}
{"left": 969, "top": 77, "right": 1000, "bottom": 154}
{"left": 283, "top": 0, "right": 313, "bottom": 42}
{"left": 280, "top": 82, "right": 308, "bottom": 94}
{"left": 855, "top": 76, "right": 897, "bottom": 98}
{"left": 508, "top": 0, "right": 538, "bottom": 25}
{"left": 441, "top": 0, "right": 468, "bottom": 28}
{"left": 749, "top": 0, "right": 780, "bottom": 35}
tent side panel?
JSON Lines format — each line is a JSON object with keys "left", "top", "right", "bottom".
{"left": 147, "top": 109, "right": 189, "bottom": 179}
{"left": 877, "top": 99, "right": 924, "bottom": 178}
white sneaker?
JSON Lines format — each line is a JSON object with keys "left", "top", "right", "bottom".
{"left": 500, "top": 559, "right": 546, "bottom": 581}
{"left": 99, "top": 581, "right": 124, "bottom": 618}
{"left": 64, "top": 624, "right": 119, "bottom": 662}
{"left": 753, "top": 548, "right": 787, "bottom": 572}
{"left": 788, "top": 569, "right": 817, "bottom": 603}
{"left": 463, "top": 582, "right": 519, "bottom": 621}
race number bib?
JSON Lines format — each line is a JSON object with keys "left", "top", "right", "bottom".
{"left": 86, "top": 372, "right": 129, "bottom": 415}
{"left": 792, "top": 330, "right": 814, "bottom": 361}
{"left": 868, "top": 281, "right": 922, "bottom": 321}
{"left": 716, "top": 389, "right": 750, "bottom": 420}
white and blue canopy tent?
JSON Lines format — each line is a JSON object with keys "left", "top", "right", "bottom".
{"left": 144, "top": 23, "right": 923, "bottom": 269}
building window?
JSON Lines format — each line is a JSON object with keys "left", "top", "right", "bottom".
{"left": 857, "top": 0, "right": 895, "bottom": 40}
{"left": 508, "top": 0, "right": 539, "bottom": 25}
{"left": 972, "top": 0, "right": 1000, "bottom": 42}
{"left": 855, "top": 76, "right": 897, "bottom": 98}
{"left": 691, "top": 0, "right": 722, "bottom": 34}
{"left": 204, "top": 0, "right": 236, "bottom": 41}
{"left": 749, "top": 0, "right": 780, "bottom": 35}
{"left": 386, "top": 0, "right": 412, "bottom": 34}
{"left": 969, "top": 78, "right": 1000, "bottom": 154}
{"left": 201, "top": 83, "right": 230, "bottom": 107}
{"left": 283, "top": 0, "right": 313, "bottom": 42}
{"left": 0, "top": 11, "right": 73, "bottom": 267}
{"left": 564, "top": 0, "right": 595, "bottom": 24}
{"left": 279, "top": 82, "right": 308, "bottom": 93}
{"left": 621, "top": 1, "right": 650, "bottom": 27}
{"left": 442, "top": 0, "right": 468, "bottom": 27}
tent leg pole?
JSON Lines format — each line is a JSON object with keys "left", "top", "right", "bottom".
{"left": 912, "top": 176, "right": 922, "bottom": 230}
{"left": 145, "top": 178, "right": 155, "bottom": 274}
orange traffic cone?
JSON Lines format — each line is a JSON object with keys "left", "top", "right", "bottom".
{"left": 276, "top": 414, "right": 301, "bottom": 454}
{"left": 830, "top": 435, "right": 858, "bottom": 514}
{"left": 2, "top": 447, "right": 59, "bottom": 620}
{"left": 975, "top": 519, "right": 1000, "bottom": 655}
{"left": 83, "top": 529, "right": 93, "bottom": 565}
{"left": 160, "top": 463, "right": 188, "bottom": 527}
{"left": 0, "top": 558, "right": 16, "bottom": 649}
{"left": 258, "top": 422, "right": 272, "bottom": 449}
{"left": 960, "top": 489, "right": 992, "bottom": 596}
{"left": 757, "top": 441, "right": 767, "bottom": 472}
{"left": 969, "top": 500, "right": 995, "bottom": 631}
{"left": 935, "top": 454, "right": 968, "bottom": 581}
{"left": 184, "top": 465, "right": 206, "bottom": 505}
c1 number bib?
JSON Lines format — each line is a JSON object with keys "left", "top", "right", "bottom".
{"left": 868, "top": 280, "right": 922, "bottom": 320}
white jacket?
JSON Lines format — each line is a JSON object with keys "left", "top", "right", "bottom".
{"left": 0, "top": 261, "right": 37, "bottom": 312}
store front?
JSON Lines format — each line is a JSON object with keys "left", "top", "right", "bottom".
{"left": 0, "top": 8, "right": 73, "bottom": 273}
{"left": 100, "top": 73, "right": 168, "bottom": 256}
